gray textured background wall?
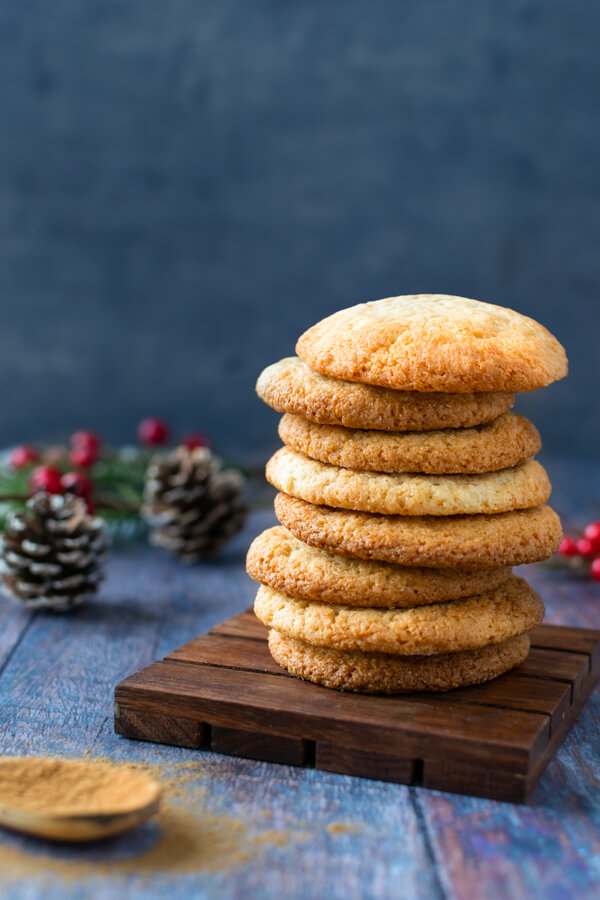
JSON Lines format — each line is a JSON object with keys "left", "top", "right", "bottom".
{"left": 0, "top": 1, "right": 597, "bottom": 460}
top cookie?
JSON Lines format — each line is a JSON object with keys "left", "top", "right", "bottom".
{"left": 257, "top": 357, "right": 515, "bottom": 431}
{"left": 296, "top": 295, "right": 568, "bottom": 393}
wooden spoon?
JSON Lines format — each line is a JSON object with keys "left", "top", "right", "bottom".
{"left": 0, "top": 757, "right": 161, "bottom": 842}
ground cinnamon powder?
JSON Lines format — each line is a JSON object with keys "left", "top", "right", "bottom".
{"left": 0, "top": 756, "right": 305, "bottom": 885}
{"left": 0, "top": 758, "right": 159, "bottom": 816}
{"left": 0, "top": 755, "right": 362, "bottom": 887}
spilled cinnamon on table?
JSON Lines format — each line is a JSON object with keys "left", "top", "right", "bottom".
{"left": 0, "top": 756, "right": 299, "bottom": 885}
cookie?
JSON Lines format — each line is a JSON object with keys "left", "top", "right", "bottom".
{"left": 269, "top": 630, "right": 531, "bottom": 694}
{"left": 256, "top": 357, "right": 515, "bottom": 431}
{"left": 247, "top": 526, "right": 512, "bottom": 608}
{"left": 296, "top": 295, "right": 568, "bottom": 393}
{"left": 254, "top": 577, "right": 543, "bottom": 655}
{"left": 279, "top": 412, "right": 541, "bottom": 475}
{"left": 266, "top": 448, "right": 550, "bottom": 516}
{"left": 274, "top": 493, "right": 562, "bottom": 568}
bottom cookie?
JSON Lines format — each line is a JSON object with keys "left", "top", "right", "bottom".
{"left": 268, "top": 630, "right": 531, "bottom": 694}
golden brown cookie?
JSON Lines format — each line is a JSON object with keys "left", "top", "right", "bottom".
{"left": 268, "top": 630, "right": 531, "bottom": 694}
{"left": 247, "top": 526, "right": 512, "bottom": 607}
{"left": 274, "top": 493, "right": 562, "bottom": 568}
{"left": 266, "top": 447, "right": 551, "bottom": 516}
{"left": 254, "top": 577, "right": 544, "bottom": 655}
{"left": 296, "top": 295, "right": 568, "bottom": 392}
{"left": 256, "top": 357, "right": 515, "bottom": 431}
{"left": 279, "top": 412, "right": 541, "bottom": 475}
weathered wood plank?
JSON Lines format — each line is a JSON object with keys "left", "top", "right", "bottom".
{"left": 0, "top": 599, "right": 33, "bottom": 672}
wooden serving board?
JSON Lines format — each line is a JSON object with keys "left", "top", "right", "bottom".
{"left": 114, "top": 611, "right": 600, "bottom": 803}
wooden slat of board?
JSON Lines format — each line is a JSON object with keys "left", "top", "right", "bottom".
{"left": 532, "top": 624, "right": 600, "bottom": 643}
{"left": 168, "top": 630, "right": 572, "bottom": 726}
{"left": 168, "top": 632, "right": 570, "bottom": 729}
{"left": 316, "top": 742, "right": 416, "bottom": 784}
{"left": 167, "top": 633, "right": 286, "bottom": 676}
{"left": 115, "top": 659, "right": 549, "bottom": 771}
{"left": 211, "top": 726, "right": 311, "bottom": 766}
{"left": 114, "top": 704, "right": 209, "bottom": 749}
{"left": 516, "top": 648, "right": 590, "bottom": 702}
{"left": 530, "top": 625, "right": 600, "bottom": 675}
{"left": 422, "top": 756, "right": 530, "bottom": 804}
{"left": 526, "top": 675, "right": 598, "bottom": 793}
{"left": 438, "top": 674, "right": 570, "bottom": 732}
{"left": 209, "top": 609, "right": 268, "bottom": 640}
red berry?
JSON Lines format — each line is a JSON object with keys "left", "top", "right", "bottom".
{"left": 583, "top": 521, "right": 600, "bottom": 550}
{"left": 138, "top": 417, "right": 170, "bottom": 446}
{"left": 30, "top": 466, "right": 63, "bottom": 494}
{"left": 69, "top": 445, "right": 98, "bottom": 468}
{"left": 10, "top": 445, "right": 39, "bottom": 469}
{"left": 576, "top": 538, "right": 596, "bottom": 558}
{"left": 558, "top": 537, "right": 579, "bottom": 557}
{"left": 181, "top": 431, "right": 211, "bottom": 450}
{"left": 591, "top": 558, "right": 600, "bottom": 582}
{"left": 70, "top": 430, "right": 101, "bottom": 453}
{"left": 61, "top": 471, "right": 93, "bottom": 497}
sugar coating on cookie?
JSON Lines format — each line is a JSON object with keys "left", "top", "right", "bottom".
{"left": 266, "top": 447, "right": 551, "bottom": 516}
{"left": 254, "top": 577, "right": 544, "bottom": 655}
{"left": 274, "top": 493, "right": 562, "bottom": 568}
{"left": 256, "top": 357, "right": 515, "bottom": 431}
{"left": 269, "top": 631, "right": 531, "bottom": 693}
{"left": 296, "top": 295, "right": 568, "bottom": 393}
{"left": 279, "top": 412, "right": 541, "bottom": 475}
{"left": 247, "top": 526, "right": 512, "bottom": 607}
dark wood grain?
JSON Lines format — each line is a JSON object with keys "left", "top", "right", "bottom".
{"left": 530, "top": 624, "right": 600, "bottom": 674}
{"left": 421, "top": 756, "right": 531, "bottom": 803}
{"left": 438, "top": 673, "right": 571, "bottom": 732}
{"left": 115, "top": 658, "right": 549, "bottom": 768}
{"left": 169, "top": 631, "right": 572, "bottom": 729}
{"left": 114, "top": 703, "right": 209, "bottom": 749}
{"left": 211, "top": 726, "right": 311, "bottom": 766}
{"left": 167, "top": 633, "right": 285, "bottom": 675}
{"left": 316, "top": 742, "right": 416, "bottom": 784}
{"left": 516, "top": 647, "right": 590, "bottom": 702}
{"left": 209, "top": 610, "right": 268, "bottom": 640}
{"left": 114, "top": 611, "right": 600, "bottom": 801}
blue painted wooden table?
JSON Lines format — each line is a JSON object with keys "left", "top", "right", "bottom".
{"left": 0, "top": 456, "right": 599, "bottom": 899}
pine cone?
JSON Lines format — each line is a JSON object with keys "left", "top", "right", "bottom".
{"left": 0, "top": 492, "right": 109, "bottom": 611}
{"left": 143, "top": 446, "right": 248, "bottom": 561}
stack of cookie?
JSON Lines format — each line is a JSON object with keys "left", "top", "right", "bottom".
{"left": 247, "top": 295, "right": 567, "bottom": 694}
